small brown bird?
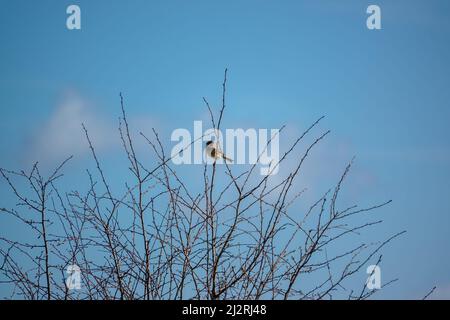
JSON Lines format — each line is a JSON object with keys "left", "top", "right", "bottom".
{"left": 205, "top": 141, "right": 233, "bottom": 162}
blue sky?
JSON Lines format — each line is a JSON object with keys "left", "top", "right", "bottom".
{"left": 1, "top": 0, "right": 450, "bottom": 299}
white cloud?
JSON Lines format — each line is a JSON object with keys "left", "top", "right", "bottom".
{"left": 27, "top": 91, "right": 163, "bottom": 168}
{"left": 27, "top": 92, "right": 118, "bottom": 166}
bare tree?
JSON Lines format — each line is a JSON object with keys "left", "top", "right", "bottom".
{"left": 0, "top": 70, "right": 404, "bottom": 300}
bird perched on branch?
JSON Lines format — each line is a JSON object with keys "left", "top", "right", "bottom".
{"left": 205, "top": 140, "right": 233, "bottom": 162}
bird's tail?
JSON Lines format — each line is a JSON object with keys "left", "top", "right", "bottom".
{"left": 222, "top": 155, "right": 233, "bottom": 163}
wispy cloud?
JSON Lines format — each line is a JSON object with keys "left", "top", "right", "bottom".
{"left": 26, "top": 90, "right": 163, "bottom": 168}
{"left": 27, "top": 91, "right": 118, "bottom": 166}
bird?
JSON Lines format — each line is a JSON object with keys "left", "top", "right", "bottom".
{"left": 205, "top": 140, "right": 233, "bottom": 162}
